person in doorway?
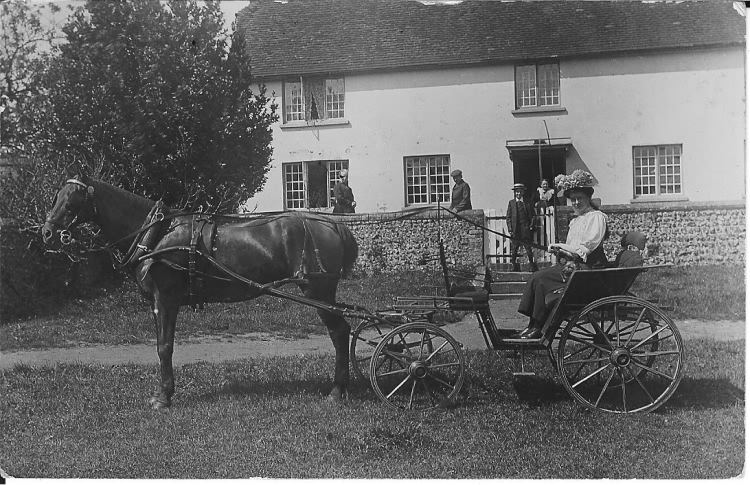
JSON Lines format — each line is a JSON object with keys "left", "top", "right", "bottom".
{"left": 449, "top": 169, "right": 472, "bottom": 212}
{"left": 533, "top": 178, "right": 555, "bottom": 210}
{"left": 333, "top": 169, "right": 356, "bottom": 214}
{"left": 506, "top": 183, "right": 538, "bottom": 273}
{"left": 515, "top": 170, "right": 608, "bottom": 339}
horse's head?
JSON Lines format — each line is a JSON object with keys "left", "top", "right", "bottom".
{"left": 42, "top": 177, "right": 97, "bottom": 246}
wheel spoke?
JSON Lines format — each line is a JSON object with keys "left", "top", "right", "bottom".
{"left": 627, "top": 366, "right": 656, "bottom": 404}
{"left": 385, "top": 373, "right": 413, "bottom": 399}
{"left": 424, "top": 339, "right": 451, "bottom": 363}
{"left": 571, "top": 363, "right": 610, "bottom": 389}
{"left": 564, "top": 355, "right": 610, "bottom": 366}
{"left": 376, "top": 366, "right": 409, "bottom": 379}
{"left": 567, "top": 333, "right": 612, "bottom": 353}
{"left": 630, "top": 325, "right": 672, "bottom": 351}
{"left": 630, "top": 359, "right": 677, "bottom": 381}
{"left": 594, "top": 367, "right": 616, "bottom": 407}
{"left": 420, "top": 378, "right": 439, "bottom": 406}
{"left": 633, "top": 349, "right": 681, "bottom": 358}
{"left": 566, "top": 346, "right": 598, "bottom": 382}
{"left": 407, "top": 379, "right": 418, "bottom": 410}
{"left": 425, "top": 372, "right": 456, "bottom": 391}
{"left": 619, "top": 368, "right": 627, "bottom": 412}
{"left": 624, "top": 306, "right": 647, "bottom": 347}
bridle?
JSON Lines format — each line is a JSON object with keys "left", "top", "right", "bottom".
{"left": 45, "top": 179, "right": 98, "bottom": 245}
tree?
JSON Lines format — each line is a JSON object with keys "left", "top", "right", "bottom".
{"left": 0, "top": 0, "right": 63, "bottom": 148}
{"left": 38, "top": 0, "right": 277, "bottom": 212}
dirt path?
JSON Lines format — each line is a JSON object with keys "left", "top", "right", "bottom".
{"left": 0, "top": 300, "right": 744, "bottom": 370}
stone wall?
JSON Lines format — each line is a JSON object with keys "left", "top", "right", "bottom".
{"left": 330, "top": 209, "right": 485, "bottom": 275}
{"left": 332, "top": 200, "right": 744, "bottom": 275}
{"left": 559, "top": 201, "right": 745, "bottom": 266}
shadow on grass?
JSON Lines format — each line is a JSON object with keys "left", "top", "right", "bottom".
{"left": 663, "top": 377, "right": 745, "bottom": 410}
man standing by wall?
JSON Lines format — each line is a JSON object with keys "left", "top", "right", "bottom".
{"left": 449, "top": 169, "right": 472, "bottom": 212}
{"left": 507, "top": 183, "right": 538, "bottom": 272}
{"left": 333, "top": 169, "right": 356, "bottom": 214}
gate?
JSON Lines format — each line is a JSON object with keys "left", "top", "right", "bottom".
{"left": 484, "top": 207, "right": 556, "bottom": 267}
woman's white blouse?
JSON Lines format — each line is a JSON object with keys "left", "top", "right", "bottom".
{"left": 537, "top": 188, "right": 554, "bottom": 201}
{"left": 554, "top": 209, "right": 607, "bottom": 261}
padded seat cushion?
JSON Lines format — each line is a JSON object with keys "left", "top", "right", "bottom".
{"left": 452, "top": 290, "right": 490, "bottom": 304}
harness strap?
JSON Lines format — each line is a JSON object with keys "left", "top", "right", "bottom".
{"left": 189, "top": 216, "right": 210, "bottom": 311}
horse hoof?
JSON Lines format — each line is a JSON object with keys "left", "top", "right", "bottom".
{"left": 148, "top": 396, "right": 171, "bottom": 410}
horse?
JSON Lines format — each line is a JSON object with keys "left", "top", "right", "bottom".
{"left": 42, "top": 175, "right": 359, "bottom": 410}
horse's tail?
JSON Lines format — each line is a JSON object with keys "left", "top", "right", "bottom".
{"left": 338, "top": 223, "right": 359, "bottom": 279}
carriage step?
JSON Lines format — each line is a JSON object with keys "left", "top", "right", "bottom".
{"left": 512, "top": 372, "right": 536, "bottom": 377}
{"left": 490, "top": 293, "right": 523, "bottom": 300}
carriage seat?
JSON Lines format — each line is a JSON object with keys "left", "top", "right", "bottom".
{"left": 447, "top": 265, "right": 492, "bottom": 304}
{"left": 612, "top": 232, "right": 646, "bottom": 268}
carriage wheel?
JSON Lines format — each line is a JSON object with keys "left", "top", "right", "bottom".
{"left": 349, "top": 316, "right": 400, "bottom": 382}
{"left": 369, "top": 322, "right": 466, "bottom": 411}
{"left": 557, "top": 296, "right": 683, "bottom": 414}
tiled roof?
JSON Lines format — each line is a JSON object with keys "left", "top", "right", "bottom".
{"left": 237, "top": 0, "right": 745, "bottom": 79}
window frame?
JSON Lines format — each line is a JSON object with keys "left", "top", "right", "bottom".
{"left": 514, "top": 60, "right": 561, "bottom": 110}
{"left": 282, "top": 160, "right": 349, "bottom": 210}
{"left": 282, "top": 76, "right": 346, "bottom": 125}
{"left": 632, "top": 144, "right": 683, "bottom": 199}
{"left": 403, "top": 155, "right": 452, "bottom": 207}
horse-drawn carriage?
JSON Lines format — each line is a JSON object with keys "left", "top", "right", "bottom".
{"left": 43, "top": 176, "right": 684, "bottom": 414}
{"left": 349, "top": 237, "right": 684, "bottom": 414}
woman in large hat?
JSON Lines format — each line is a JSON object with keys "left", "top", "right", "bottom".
{"left": 515, "top": 170, "right": 608, "bottom": 339}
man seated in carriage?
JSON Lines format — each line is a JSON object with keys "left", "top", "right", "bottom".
{"left": 514, "top": 170, "right": 608, "bottom": 339}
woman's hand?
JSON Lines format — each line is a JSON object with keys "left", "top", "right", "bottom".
{"left": 549, "top": 245, "right": 577, "bottom": 260}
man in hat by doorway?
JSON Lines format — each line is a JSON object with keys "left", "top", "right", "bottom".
{"left": 507, "top": 183, "right": 538, "bottom": 272}
{"left": 449, "top": 169, "right": 472, "bottom": 212}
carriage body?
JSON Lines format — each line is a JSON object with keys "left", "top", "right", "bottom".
{"left": 351, "top": 242, "right": 684, "bottom": 414}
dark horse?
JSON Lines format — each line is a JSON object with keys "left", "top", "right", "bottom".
{"left": 42, "top": 176, "right": 358, "bottom": 409}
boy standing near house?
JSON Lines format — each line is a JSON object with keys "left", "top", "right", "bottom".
{"left": 449, "top": 169, "right": 472, "bottom": 212}
{"left": 507, "top": 183, "right": 538, "bottom": 272}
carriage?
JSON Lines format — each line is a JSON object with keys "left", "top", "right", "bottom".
{"left": 43, "top": 176, "right": 684, "bottom": 414}
{"left": 349, "top": 237, "right": 684, "bottom": 414}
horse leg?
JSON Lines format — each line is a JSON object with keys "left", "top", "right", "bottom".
{"left": 306, "top": 281, "right": 350, "bottom": 401}
{"left": 140, "top": 267, "right": 181, "bottom": 410}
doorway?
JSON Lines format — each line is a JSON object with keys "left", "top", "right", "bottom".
{"left": 510, "top": 145, "right": 567, "bottom": 202}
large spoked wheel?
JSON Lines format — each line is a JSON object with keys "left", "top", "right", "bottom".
{"left": 349, "top": 314, "right": 403, "bottom": 381}
{"left": 369, "top": 322, "right": 466, "bottom": 411}
{"left": 557, "top": 296, "right": 684, "bottom": 414}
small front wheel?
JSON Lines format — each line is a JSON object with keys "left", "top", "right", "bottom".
{"left": 349, "top": 314, "right": 402, "bottom": 381}
{"left": 369, "top": 322, "right": 466, "bottom": 411}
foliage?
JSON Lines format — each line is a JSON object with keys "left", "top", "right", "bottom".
{"left": 32, "top": 0, "right": 278, "bottom": 213}
{"left": 0, "top": 340, "right": 743, "bottom": 479}
{"left": 0, "top": 0, "right": 65, "bottom": 147}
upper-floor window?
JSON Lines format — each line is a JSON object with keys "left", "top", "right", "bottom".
{"left": 633, "top": 144, "right": 682, "bottom": 197}
{"left": 283, "top": 76, "right": 345, "bottom": 124}
{"left": 515, "top": 62, "right": 560, "bottom": 109}
{"left": 404, "top": 155, "right": 451, "bottom": 206}
{"left": 283, "top": 160, "right": 349, "bottom": 210}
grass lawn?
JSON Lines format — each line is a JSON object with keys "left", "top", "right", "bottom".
{"left": 0, "top": 339, "right": 743, "bottom": 479}
{"left": 0, "top": 265, "right": 744, "bottom": 352}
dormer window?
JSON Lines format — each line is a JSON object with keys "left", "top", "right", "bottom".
{"left": 283, "top": 76, "right": 345, "bottom": 124}
{"left": 515, "top": 61, "right": 560, "bottom": 109}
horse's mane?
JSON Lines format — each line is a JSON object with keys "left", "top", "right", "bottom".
{"left": 89, "top": 178, "right": 156, "bottom": 210}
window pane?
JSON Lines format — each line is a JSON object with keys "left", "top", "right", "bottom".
{"left": 283, "top": 163, "right": 305, "bottom": 209}
{"left": 405, "top": 155, "right": 451, "bottom": 206}
{"left": 515, "top": 65, "right": 537, "bottom": 108}
{"left": 538, "top": 63, "right": 560, "bottom": 106}
{"left": 326, "top": 78, "right": 345, "bottom": 119}
{"left": 284, "top": 81, "right": 304, "bottom": 122}
{"left": 633, "top": 144, "right": 682, "bottom": 197}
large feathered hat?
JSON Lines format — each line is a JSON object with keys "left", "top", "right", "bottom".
{"left": 554, "top": 170, "right": 595, "bottom": 197}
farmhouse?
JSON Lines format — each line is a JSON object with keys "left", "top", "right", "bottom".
{"left": 236, "top": 0, "right": 746, "bottom": 268}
